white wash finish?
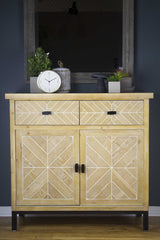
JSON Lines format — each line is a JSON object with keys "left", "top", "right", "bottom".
{"left": 5, "top": 93, "right": 153, "bottom": 231}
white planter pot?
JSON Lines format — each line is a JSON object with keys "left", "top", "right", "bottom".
{"left": 53, "top": 68, "right": 71, "bottom": 93}
{"left": 30, "top": 77, "right": 43, "bottom": 93}
{"left": 108, "top": 81, "right": 120, "bottom": 93}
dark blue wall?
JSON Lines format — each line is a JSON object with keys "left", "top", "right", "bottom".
{"left": 0, "top": 0, "right": 25, "bottom": 205}
{"left": 0, "top": 0, "right": 160, "bottom": 206}
{"left": 134, "top": 0, "right": 160, "bottom": 206}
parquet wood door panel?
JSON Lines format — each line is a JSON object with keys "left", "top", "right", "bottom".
{"left": 80, "top": 101, "right": 144, "bottom": 125}
{"left": 16, "top": 130, "right": 79, "bottom": 206}
{"left": 80, "top": 130, "right": 144, "bottom": 206}
{"left": 15, "top": 101, "right": 79, "bottom": 125}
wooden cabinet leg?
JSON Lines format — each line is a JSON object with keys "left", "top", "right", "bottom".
{"left": 143, "top": 211, "right": 148, "bottom": 231}
{"left": 12, "top": 212, "right": 17, "bottom": 231}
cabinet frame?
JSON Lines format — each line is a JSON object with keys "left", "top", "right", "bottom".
{"left": 5, "top": 93, "right": 153, "bottom": 231}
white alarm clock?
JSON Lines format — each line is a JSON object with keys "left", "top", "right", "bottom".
{"left": 37, "top": 70, "right": 61, "bottom": 93}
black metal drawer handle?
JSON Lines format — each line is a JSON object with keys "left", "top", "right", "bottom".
{"left": 81, "top": 164, "right": 85, "bottom": 173}
{"left": 42, "top": 111, "right": 52, "bottom": 115}
{"left": 75, "top": 163, "right": 79, "bottom": 173}
{"left": 107, "top": 111, "right": 117, "bottom": 115}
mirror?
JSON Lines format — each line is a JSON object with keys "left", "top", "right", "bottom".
{"left": 24, "top": 0, "right": 134, "bottom": 82}
{"left": 36, "top": 0, "right": 122, "bottom": 72}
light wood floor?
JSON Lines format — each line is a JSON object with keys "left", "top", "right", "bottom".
{"left": 0, "top": 215, "right": 160, "bottom": 240}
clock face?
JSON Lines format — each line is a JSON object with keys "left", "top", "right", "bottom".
{"left": 37, "top": 70, "right": 61, "bottom": 93}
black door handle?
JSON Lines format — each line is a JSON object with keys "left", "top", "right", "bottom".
{"left": 81, "top": 164, "right": 85, "bottom": 173}
{"left": 75, "top": 163, "right": 79, "bottom": 173}
{"left": 42, "top": 111, "right": 52, "bottom": 115}
{"left": 107, "top": 111, "right": 116, "bottom": 115}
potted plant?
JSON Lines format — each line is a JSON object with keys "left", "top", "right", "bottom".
{"left": 107, "top": 70, "right": 129, "bottom": 93}
{"left": 28, "top": 47, "right": 52, "bottom": 92}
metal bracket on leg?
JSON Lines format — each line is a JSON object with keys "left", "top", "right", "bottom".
{"left": 12, "top": 212, "right": 17, "bottom": 231}
{"left": 136, "top": 213, "right": 142, "bottom": 217}
{"left": 143, "top": 211, "right": 148, "bottom": 231}
{"left": 19, "top": 213, "right": 25, "bottom": 217}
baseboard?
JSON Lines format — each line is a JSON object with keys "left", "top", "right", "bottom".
{"left": 149, "top": 207, "right": 160, "bottom": 216}
{"left": 0, "top": 207, "right": 11, "bottom": 216}
{"left": 0, "top": 206, "right": 160, "bottom": 217}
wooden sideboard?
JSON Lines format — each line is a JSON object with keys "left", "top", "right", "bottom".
{"left": 5, "top": 93, "right": 153, "bottom": 231}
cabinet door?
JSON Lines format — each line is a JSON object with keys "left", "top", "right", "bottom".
{"left": 80, "top": 130, "right": 144, "bottom": 206}
{"left": 16, "top": 130, "right": 79, "bottom": 206}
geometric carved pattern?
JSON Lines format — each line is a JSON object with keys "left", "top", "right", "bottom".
{"left": 80, "top": 101, "right": 144, "bottom": 125}
{"left": 15, "top": 101, "right": 79, "bottom": 125}
{"left": 86, "top": 135, "right": 138, "bottom": 200}
{"left": 22, "top": 135, "right": 74, "bottom": 200}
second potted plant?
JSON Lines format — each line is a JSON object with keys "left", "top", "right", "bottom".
{"left": 107, "top": 70, "right": 129, "bottom": 93}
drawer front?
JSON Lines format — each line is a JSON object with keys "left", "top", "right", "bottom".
{"left": 15, "top": 101, "right": 79, "bottom": 125}
{"left": 80, "top": 101, "right": 144, "bottom": 125}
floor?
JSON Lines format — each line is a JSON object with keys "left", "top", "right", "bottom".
{"left": 0, "top": 215, "right": 160, "bottom": 240}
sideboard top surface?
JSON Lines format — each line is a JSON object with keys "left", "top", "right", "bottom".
{"left": 5, "top": 93, "right": 154, "bottom": 101}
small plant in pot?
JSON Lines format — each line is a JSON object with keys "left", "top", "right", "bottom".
{"left": 28, "top": 47, "right": 52, "bottom": 92}
{"left": 107, "top": 70, "right": 128, "bottom": 93}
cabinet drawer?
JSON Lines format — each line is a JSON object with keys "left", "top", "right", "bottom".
{"left": 80, "top": 101, "right": 144, "bottom": 125}
{"left": 15, "top": 101, "right": 79, "bottom": 125}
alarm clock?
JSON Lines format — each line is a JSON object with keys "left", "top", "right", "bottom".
{"left": 37, "top": 70, "right": 61, "bottom": 93}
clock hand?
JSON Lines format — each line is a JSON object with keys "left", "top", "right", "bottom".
{"left": 45, "top": 78, "right": 50, "bottom": 82}
{"left": 50, "top": 77, "right": 57, "bottom": 82}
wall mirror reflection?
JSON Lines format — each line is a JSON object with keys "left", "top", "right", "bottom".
{"left": 24, "top": 0, "right": 134, "bottom": 82}
{"left": 36, "top": 0, "right": 122, "bottom": 72}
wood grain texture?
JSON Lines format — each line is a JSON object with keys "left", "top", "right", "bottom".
{"left": 0, "top": 216, "right": 160, "bottom": 238}
{"left": 15, "top": 101, "right": 79, "bottom": 125}
{"left": 123, "top": 0, "right": 134, "bottom": 76}
{"left": 80, "top": 101, "right": 144, "bottom": 125}
{"left": 16, "top": 130, "right": 79, "bottom": 206}
{"left": 80, "top": 130, "right": 144, "bottom": 206}
{"left": 5, "top": 93, "right": 153, "bottom": 215}
{"left": 13, "top": 205, "right": 149, "bottom": 211}
{"left": 14, "top": 125, "right": 145, "bottom": 131}
{"left": 5, "top": 93, "right": 154, "bottom": 101}
{"left": 23, "top": 0, "right": 35, "bottom": 82}
{"left": 9, "top": 100, "right": 16, "bottom": 210}
{"left": 143, "top": 99, "right": 149, "bottom": 209}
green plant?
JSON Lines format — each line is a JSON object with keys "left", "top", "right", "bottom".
{"left": 107, "top": 70, "right": 129, "bottom": 82}
{"left": 28, "top": 47, "right": 52, "bottom": 77}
